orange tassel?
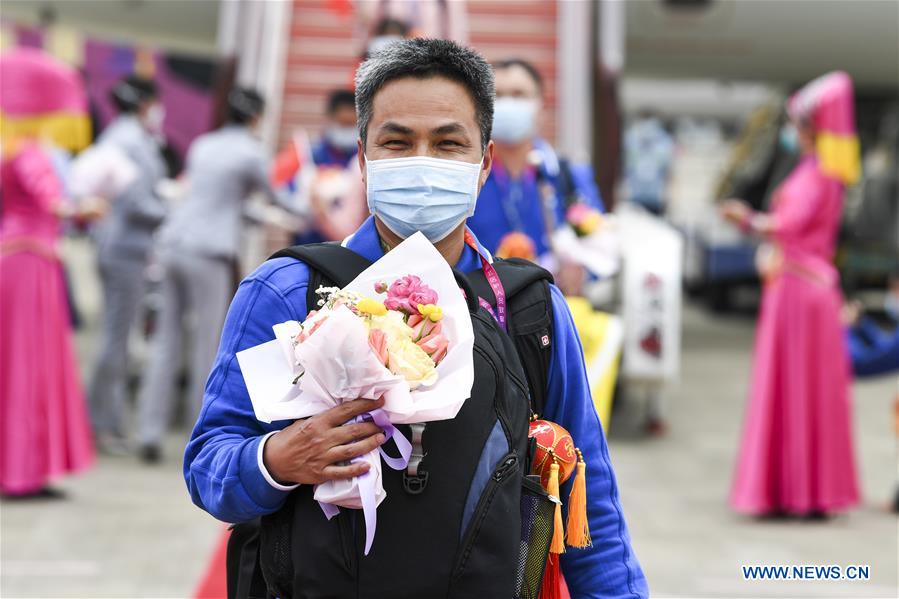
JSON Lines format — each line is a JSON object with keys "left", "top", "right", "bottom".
{"left": 566, "top": 449, "right": 592, "bottom": 548}
{"left": 538, "top": 553, "right": 562, "bottom": 599}
{"left": 547, "top": 459, "right": 565, "bottom": 555}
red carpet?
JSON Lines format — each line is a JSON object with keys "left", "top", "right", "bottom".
{"left": 192, "top": 527, "right": 229, "bottom": 599}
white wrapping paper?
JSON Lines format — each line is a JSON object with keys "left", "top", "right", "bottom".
{"left": 236, "top": 232, "right": 475, "bottom": 550}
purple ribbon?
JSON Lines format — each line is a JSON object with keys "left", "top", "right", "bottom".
{"left": 318, "top": 408, "right": 412, "bottom": 555}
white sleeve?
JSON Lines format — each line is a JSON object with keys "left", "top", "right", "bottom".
{"left": 257, "top": 431, "right": 301, "bottom": 491}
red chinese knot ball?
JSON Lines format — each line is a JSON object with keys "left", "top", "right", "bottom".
{"left": 528, "top": 419, "right": 577, "bottom": 488}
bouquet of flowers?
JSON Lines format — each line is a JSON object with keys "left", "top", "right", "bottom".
{"left": 552, "top": 204, "right": 621, "bottom": 278}
{"left": 292, "top": 273, "right": 449, "bottom": 391}
{"left": 68, "top": 143, "right": 138, "bottom": 201}
{"left": 565, "top": 202, "right": 603, "bottom": 238}
{"left": 237, "top": 233, "right": 475, "bottom": 554}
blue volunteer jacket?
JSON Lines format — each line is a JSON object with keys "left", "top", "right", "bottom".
{"left": 847, "top": 316, "right": 899, "bottom": 377}
{"left": 467, "top": 139, "right": 604, "bottom": 258}
{"left": 184, "top": 216, "right": 648, "bottom": 599}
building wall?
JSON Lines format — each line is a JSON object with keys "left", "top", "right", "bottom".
{"left": 278, "top": 0, "right": 560, "bottom": 151}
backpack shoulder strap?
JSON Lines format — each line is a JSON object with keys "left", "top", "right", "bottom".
{"left": 269, "top": 243, "right": 373, "bottom": 315}
{"left": 466, "top": 257, "right": 554, "bottom": 311}
{"left": 466, "top": 258, "right": 555, "bottom": 416}
{"left": 555, "top": 158, "right": 581, "bottom": 210}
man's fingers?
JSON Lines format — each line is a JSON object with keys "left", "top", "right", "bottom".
{"left": 323, "top": 397, "right": 385, "bottom": 425}
{"left": 329, "top": 422, "right": 383, "bottom": 444}
{"left": 322, "top": 461, "right": 371, "bottom": 481}
{"left": 326, "top": 433, "right": 386, "bottom": 463}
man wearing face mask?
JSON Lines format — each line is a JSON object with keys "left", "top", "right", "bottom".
{"left": 313, "top": 89, "right": 359, "bottom": 168}
{"left": 135, "top": 88, "right": 302, "bottom": 463}
{"left": 184, "top": 39, "right": 646, "bottom": 599}
{"left": 88, "top": 75, "right": 168, "bottom": 455}
{"left": 467, "top": 58, "right": 604, "bottom": 266}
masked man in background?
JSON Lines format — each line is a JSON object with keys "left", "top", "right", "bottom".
{"left": 467, "top": 58, "right": 604, "bottom": 272}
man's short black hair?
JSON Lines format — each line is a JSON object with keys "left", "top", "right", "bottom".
{"left": 493, "top": 58, "right": 544, "bottom": 94}
{"left": 327, "top": 89, "right": 356, "bottom": 115}
{"left": 227, "top": 88, "right": 265, "bottom": 125}
{"left": 110, "top": 75, "right": 158, "bottom": 114}
{"left": 354, "top": 38, "right": 495, "bottom": 152}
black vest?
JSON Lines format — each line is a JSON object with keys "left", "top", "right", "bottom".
{"left": 231, "top": 244, "right": 556, "bottom": 599}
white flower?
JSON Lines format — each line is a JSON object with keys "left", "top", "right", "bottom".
{"left": 368, "top": 311, "right": 438, "bottom": 389}
{"left": 386, "top": 336, "right": 439, "bottom": 389}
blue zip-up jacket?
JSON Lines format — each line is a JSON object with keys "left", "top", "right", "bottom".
{"left": 467, "top": 138, "right": 604, "bottom": 258}
{"left": 184, "top": 216, "right": 648, "bottom": 599}
{"left": 847, "top": 316, "right": 899, "bottom": 377}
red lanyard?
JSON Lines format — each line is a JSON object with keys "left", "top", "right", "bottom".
{"left": 464, "top": 230, "right": 507, "bottom": 331}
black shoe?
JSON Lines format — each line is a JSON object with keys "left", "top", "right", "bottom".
{"left": 803, "top": 510, "right": 832, "bottom": 521}
{"left": 2, "top": 487, "right": 67, "bottom": 501}
{"left": 140, "top": 444, "right": 163, "bottom": 464}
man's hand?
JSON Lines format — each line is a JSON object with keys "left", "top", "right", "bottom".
{"left": 720, "top": 198, "right": 752, "bottom": 226}
{"left": 556, "top": 259, "right": 586, "bottom": 297}
{"left": 263, "top": 397, "right": 387, "bottom": 486}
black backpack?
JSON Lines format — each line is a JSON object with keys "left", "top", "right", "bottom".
{"left": 228, "top": 243, "right": 558, "bottom": 599}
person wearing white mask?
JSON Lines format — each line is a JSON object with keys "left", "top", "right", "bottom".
{"left": 184, "top": 39, "right": 646, "bottom": 599}
{"left": 135, "top": 88, "right": 303, "bottom": 463}
{"left": 467, "top": 58, "right": 604, "bottom": 268}
{"left": 88, "top": 75, "right": 168, "bottom": 455}
{"left": 313, "top": 89, "right": 359, "bottom": 168}
{"left": 363, "top": 16, "right": 410, "bottom": 58}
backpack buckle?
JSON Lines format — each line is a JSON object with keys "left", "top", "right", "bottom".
{"left": 402, "top": 471, "right": 429, "bottom": 495}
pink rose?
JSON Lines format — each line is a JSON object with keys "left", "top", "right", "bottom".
{"left": 566, "top": 202, "right": 591, "bottom": 226}
{"left": 297, "top": 312, "right": 328, "bottom": 343}
{"left": 416, "top": 331, "right": 449, "bottom": 365}
{"left": 407, "top": 313, "right": 442, "bottom": 341}
{"left": 408, "top": 289, "right": 438, "bottom": 310}
{"left": 384, "top": 296, "right": 410, "bottom": 313}
{"left": 388, "top": 275, "right": 422, "bottom": 299}
{"left": 368, "top": 329, "right": 389, "bottom": 366}
{"left": 385, "top": 275, "right": 439, "bottom": 316}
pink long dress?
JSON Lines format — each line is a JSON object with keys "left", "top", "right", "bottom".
{"left": 729, "top": 155, "right": 859, "bottom": 515}
{"left": 0, "top": 143, "right": 94, "bottom": 495}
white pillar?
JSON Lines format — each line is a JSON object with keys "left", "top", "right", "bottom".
{"left": 557, "top": 0, "right": 593, "bottom": 163}
{"left": 256, "top": 0, "right": 292, "bottom": 150}
{"left": 217, "top": 0, "right": 242, "bottom": 56}
{"left": 217, "top": 0, "right": 292, "bottom": 151}
{"left": 598, "top": 0, "right": 625, "bottom": 75}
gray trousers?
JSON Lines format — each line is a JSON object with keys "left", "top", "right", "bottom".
{"left": 89, "top": 255, "right": 148, "bottom": 437}
{"left": 137, "top": 250, "right": 231, "bottom": 446}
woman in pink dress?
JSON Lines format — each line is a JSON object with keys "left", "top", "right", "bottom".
{"left": 723, "top": 71, "right": 861, "bottom": 517}
{"left": 0, "top": 48, "right": 99, "bottom": 497}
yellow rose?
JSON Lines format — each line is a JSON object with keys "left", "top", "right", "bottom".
{"left": 578, "top": 212, "right": 602, "bottom": 236}
{"left": 387, "top": 336, "right": 439, "bottom": 389}
{"left": 417, "top": 303, "right": 443, "bottom": 322}
{"left": 357, "top": 297, "right": 388, "bottom": 316}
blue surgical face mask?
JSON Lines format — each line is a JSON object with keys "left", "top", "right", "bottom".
{"left": 492, "top": 97, "right": 539, "bottom": 144}
{"left": 779, "top": 123, "right": 799, "bottom": 154}
{"left": 365, "top": 155, "right": 482, "bottom": 242}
